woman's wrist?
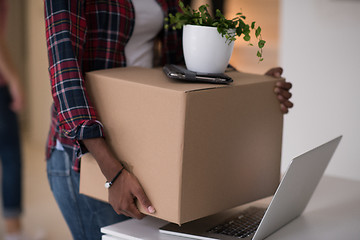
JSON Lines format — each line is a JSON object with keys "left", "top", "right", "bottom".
{"left": 105, "top": 166, "right": 125, "bottom": 189}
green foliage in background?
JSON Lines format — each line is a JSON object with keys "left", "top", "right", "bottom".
{"left": 165, "top": 1, "right": 266, "bottom": 61}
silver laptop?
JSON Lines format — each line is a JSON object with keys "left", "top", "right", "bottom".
{"left": 159, "top": 136, "right": 342, "bottom": 240}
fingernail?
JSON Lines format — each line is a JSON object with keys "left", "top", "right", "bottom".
{"left": 275, "top": 72, "right": 281, "bottom": 77}
{"left": 148, "top": 206, "right": 156, "bottom": 214}
{"left": 274, "top": 88, "right": 280, "bottom": 94}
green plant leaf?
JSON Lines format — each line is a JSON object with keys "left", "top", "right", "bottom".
{"left": 257, "top": 51, "right": 262, "bottom": 57}
{"left": 258, "top": 40, "right": 266, "bottom": 48}
{"left": 243, "top": 34, "right": 250, "bottom": 41}
{"left": 251, "top": 21, "right": 255, "bottom": 29}
{"left": 236, "top": 27, "right": 243, "bottom": 36}
{"left": 255, "top": 26, "right": 261, "bottom": 38}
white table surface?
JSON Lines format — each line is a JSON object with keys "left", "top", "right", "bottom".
{"left": 101, "top": 175, "right": 360, "bottom": 240}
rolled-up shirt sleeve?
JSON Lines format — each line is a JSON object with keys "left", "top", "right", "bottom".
{"left": 45, "top": 0, "right": 104, "bottom": 141}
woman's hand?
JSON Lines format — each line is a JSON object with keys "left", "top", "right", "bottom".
{"left": 108, "top": 168, "right": 155, "bottom": 219}
{"left": 8, "top": 80, "right": 24, "bottom": 113}
{"left": 82, "top": 138, "right": 155, "bottom": 219}
{"left": 265, "top": 67, "right": 294, "bottom": 114}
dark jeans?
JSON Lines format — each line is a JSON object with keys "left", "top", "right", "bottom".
{"left": 47, "top": 149, "right": 129, "bottom": 240}
{"left": 0, "top": 86, "right": 22, "bottom": 218}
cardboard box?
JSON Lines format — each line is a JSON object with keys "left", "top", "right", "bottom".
{"left": 80, "top": 67, "right": 283, "bottom": 225}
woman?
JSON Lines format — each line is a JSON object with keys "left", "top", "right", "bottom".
{"left": 0, "top": 0, "right": 25, "bottom": 239}
{"left": 44, "top": 1, "right": 293, "bottom": 239}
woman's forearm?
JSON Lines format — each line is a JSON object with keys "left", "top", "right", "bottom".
{"left": 82, "top": 138, "right": 123, "bottom": 181}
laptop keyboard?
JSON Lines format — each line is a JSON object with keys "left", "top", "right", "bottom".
{"left": 207, "top": 207, "right": 266, "bottom": 238}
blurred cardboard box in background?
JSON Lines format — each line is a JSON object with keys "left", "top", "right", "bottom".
{"left": 80, "top": 67, "right": 283, "bottom": 224}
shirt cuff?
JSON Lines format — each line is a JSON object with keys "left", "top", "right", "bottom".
{"left": 62, "top": 120, "right": 104, "bottom": 140}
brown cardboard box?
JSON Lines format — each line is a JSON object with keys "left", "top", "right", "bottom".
{"left": 79, "top": 67, "right": 283, "bottom": 225}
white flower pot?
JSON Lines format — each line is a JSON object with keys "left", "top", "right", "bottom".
{"left": 182, "top": 24, "right": 234, "bottom": 74}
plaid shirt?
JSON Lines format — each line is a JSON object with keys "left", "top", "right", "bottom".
{"left": 44, "top": 0, "right": 183, "bottom": 171}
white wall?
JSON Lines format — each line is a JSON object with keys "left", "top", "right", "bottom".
{"left": 280, "top": 0, "right": 360, "bottom": 180}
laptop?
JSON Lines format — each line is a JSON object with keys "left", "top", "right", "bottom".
{"left": 159, "top": 136, "right": 342, "bottom": 240}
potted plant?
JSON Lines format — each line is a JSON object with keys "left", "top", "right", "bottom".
{"left": 165, "top": 1, "right": 266, "bottom": 74}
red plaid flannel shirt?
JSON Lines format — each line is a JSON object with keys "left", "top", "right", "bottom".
{"left": 44, "top": 0, "right": 183, "bottom": 171}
